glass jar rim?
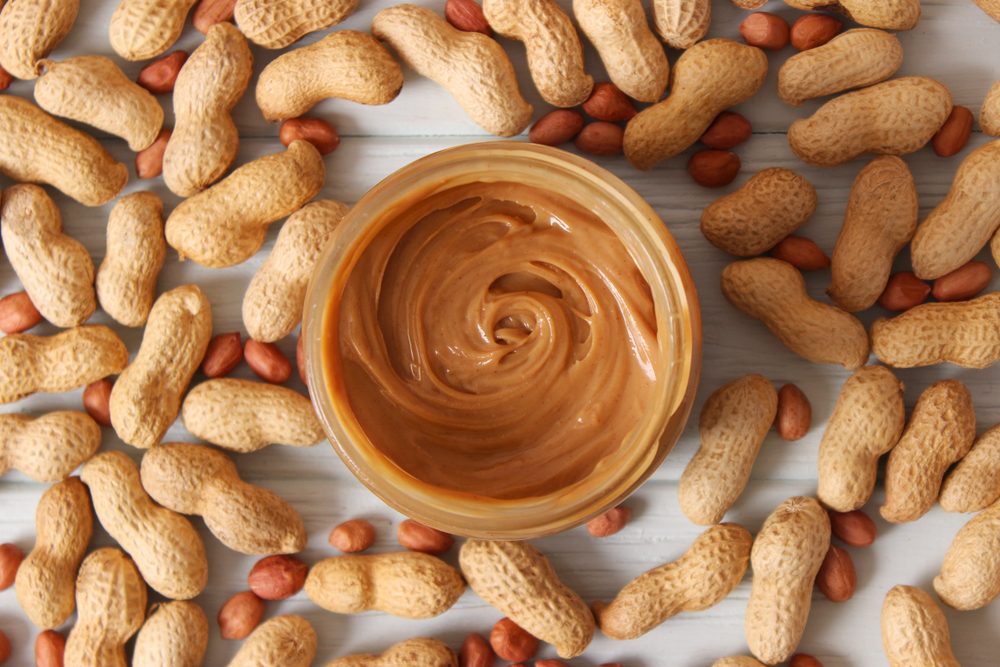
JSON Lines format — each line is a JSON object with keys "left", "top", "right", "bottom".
{"left": 303, "top": 141, "right": 701, "bottom": 539}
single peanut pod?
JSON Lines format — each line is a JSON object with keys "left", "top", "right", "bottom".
{"left": 872, "top": 292, "right": 1000, "bottom": 368}
{"left": 81, "top": 451, "right": 208, "bottom": 600}
{"left": 0, "top": 184, "right": 95, "bottom": 327}
{"left": 165, "top": 141, "right": 324, "bottom": 267}
{"left": 132, "top": 601, "right": 208, "bottom": 667}
{"left": 141, "top": 443, "right": 306, "bottom": 554}
{"left": 0, "top": 412, "right": 101, "bottom": 483}
{"left": 940, "top": 424, "right": 1000, "bottom": 513}
{"left": 326, "top": 638, "right": 457, "bottom": 667}
{"left": 700, "top": 169, "right": 817, "bottom": 257}
{"left": 880, "top": 380, "right": 976, "bottom": 523}
{"left": 713, "top": 659, "right": 767, "bottom": 667}
{"left": 96, "top": 192, "right": 166, "bottom": 328}
{"left": 594, "top": 523, "right": 751, "bottom": 640}
{"left": 0, "top": 326, "right": 128, "bottom": 404}
{"left": 305, "top": 552, "right": 464, "bottom": 618}
{"left": 181, "top": 378, "right": 324, "bottom": 452}
{"left": 234, "top": 0, "right": 358, "bottom": 49}
{"left": 0, "top": 0, "right": 79, "bottom": 79}
{"left": 373, "top": 4, "right": 532, "bottom": 137}
{"left": 651, "top": 0, "right": 711, "bottom": 49}
{"left": 745, "top": 496, "right": 830, "bottom": 665}
{"left": 789, "top": 77, "right": 952, "bottom": 166}
{"left": 110, "top": 285, "right": 212, "bottom": 449}
{"left": 243, "top": 200, "right": 348, "bottom": 342}
{"left": 982, "top": 80, "right": 1000, "bottom": 136}
{"left": 483, "top": 0, "right": 593, "bottom": 107}
{"left": 460, "top": 539, "right": 594, "bottom": 658}
{"left": 778, "top": 29, "right": 902, "bottom": 106}
{"left": 64, "top": 548, "right": 147, "bottom": 667}
{"left": 34, "top": 56, "right": 163, "bottom": 151}
{"left": 721, "top": 258, "right": 870, "bottom": 369}
{"left": 109, "top": 0, "right": 198, "bottom": 61}
{"left": 827, "top": 156, "right": 917, "bottom": 312}
{"left": 0, "top": 96, "right": 127, "bottom": 206}
{"left": 14, "top": 477, "right": 92, "bottom": 628}
{"left": 934, "top": 497, "right": 1000, "bottom": 610}
{"left": 163, "top": 23, "right": 253, "bottom": 197}
{"left": 881, "top": 585, "right": 960, "bottom": 667}
{"left": 226, "top": 615, "right": 316, "bottom": 667}
{"left": 817, "top": 366, "right": 904, "bottom": 512}
{"left": 679, "top": 376, "right": 777, "bottom": 525}
{"left": 910, "top": 140, "right": 1000, "bottom": 279}
{"left": 624, "top": 39, "right": 767, "bottom": 170}
{"left": 256, "top": 31, "right": 402, "bottom": 122}
{"left": 574, "top": 0, "right": 668, "bottom": 103}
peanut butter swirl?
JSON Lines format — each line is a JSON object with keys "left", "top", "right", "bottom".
{"left": 335, "top": 181, "right": 659, "bottom": 499}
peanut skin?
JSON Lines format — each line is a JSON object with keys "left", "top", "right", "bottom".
{"left": 34, "top": 55, "right": 164, "bottom": 151}
{"left": 373, "top": 4, "right": 532, "bottom": 136}
{"left": 132, "top": 601, "right": 208, "bottom": 667}
{"left": 910, "top": 139, "right": 1000, "bottom": 280}
{"left": 881, "top": 585, "right": 960, "bottom": 667}
{"left": 163, "top": 22, "right": 253, "bottom": 197}
{"left": 64, "top": 548, "right": 147, "bottom": 667}
{"left": 700, "top": 169, "right": 817, "bottom": 257}
{"left": 788, "top": 77, "right": 952, "bottom": 166}
{"left": 165, "top": 140, "right": 324, "bottom": 267}
{"left": 679, "top": 376, "right": 777, "bottom": 525}
{"left": 82, "top": 451, "right": 208, "bottom": 600}
{"left": 1, "top": 183, "right": 95, "bottom": 327}
{"left": 0, "top": 95, "right": 127, "bottom": 206}
{"left": 256, "top": 31, "right": 403, "bottom": 122}
{"left": 574, "top": 0, "right": 669, "bottom": 103}
{"left": 828, "top": 156, "right": 917, "bottom": 312}
{"left": 227, "top": 615, "right": 316, "bottom": 667}
{"left": 593, "top": 523, "right": 752, "bottom": 640}
{"left": 817, "top": 366, "right": 904, "bottom": 512}
{"left": 460, "top": 539, "right": 594, "bottom": 658}
{"left": 96, "top": 192, "right": 166, "bottom": 328}
{"left": 305, "top": 552, "right": 465, "bottom": 618}
{"left": 110, "top": 285, "right": 213, "bottom": 449}
{"left": 243, "top": 200, "right": 348, "bottom": 342}
{"left": 326, "top": 638, "right": 458, "bottom": 667}
{"left": 940, "top": 423, "right": 1000, "bottom": 513}
{"left": 778, "top": 29, "right": 902, "bottom": 106}
{"left": 0, "top": 326, "right": 128, "bottom": 404}
{"left": 181, "top": 378, "right": 323, "bottom": 452}
{"left": 0, "top": 412, "right": 101, "bottom": 482}
{"left": 483, "top": 0, "right": 593, "bottom": 107}
{"left": 140, "top": 443, "right": 306, "bottom": 555}
{"left": 881, "top": 380, "right": 976, "bottom": 523}
{"left": 234, "top": 0, "right": 358, "bottom": 49}
{"left": 745, "top": 496, "right": 830, "bottom": 665}
{"left": 0, "top": 0, "right": 79, "bottom": 79}
{"left": 721, "top": 258, "right": 870, "bottom": 369}
{"left": 934, "top": 497, "right": 1000, "bottom": 610}
{"left": 110, "top": 0, "right": 198, "bottom": 60}
{"left": 624, "top": 39, "right": 767, "bottom": 170}
{"left": 15, "top": 477, "right": 92, "bottom": 628}
{"left": 871, "top": 292, "right": 1000, "bottom": 368}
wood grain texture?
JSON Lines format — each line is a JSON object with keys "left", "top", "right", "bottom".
{"left": 0, "top": 0, "right": 999, "bottom": 665}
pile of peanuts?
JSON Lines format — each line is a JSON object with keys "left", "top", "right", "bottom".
{"left": 0, "top": 0, "right": 998, "bottom": 665}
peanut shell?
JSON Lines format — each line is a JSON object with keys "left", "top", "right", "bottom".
{"left": 226, "top": 615, "right": 316, "bottom": 667}
{"left": 326, "top": 638, "right": 457, "bottom": 667}
{"left": 234, "top": 0, "right": 358, "bottom": 49}
{"left": 651, "top": 0, "right": 711, "bottom": 50}
{"left": 881, "top": 585, "right": 959, "bottom": 667}
{"left": 0, "top": 0, "right": 79, "bottom": 79}
{"left": 110, "top": 0, "right": 198, "bottom": 60}
{"left": 934, "top": 497, "right": 1000, "bottom": 610}
{"left": 940, "top": 423, "right": 1000, "bottom": 513}
{"left": 132, "top": 601, "right": 208, "bottom": 667}
{"left": 0, "top": 411, "right": 100, "bottom": 484}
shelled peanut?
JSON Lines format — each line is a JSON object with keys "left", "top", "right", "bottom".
{"left": 594, "top": 523, "right": 752, "bottom": 639}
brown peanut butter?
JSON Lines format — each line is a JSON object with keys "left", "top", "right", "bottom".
{"left": 331, "top": 181, "right": 659, "bottom": 500}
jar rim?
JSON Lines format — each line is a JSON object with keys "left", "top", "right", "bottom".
{"left": 303, "top": 141, "right": 702, "bottom": 539}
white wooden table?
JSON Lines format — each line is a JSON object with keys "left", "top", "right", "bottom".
{"left": 1, "top": 1, "right": 999, "bottom": 665}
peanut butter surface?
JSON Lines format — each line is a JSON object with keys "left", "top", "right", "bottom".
{"left": 334, "top": 181, "right": 660, "bottom": 499}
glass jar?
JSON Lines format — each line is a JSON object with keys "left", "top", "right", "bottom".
{"left": 302, "top": 141, "right": 701, "bottom": 539}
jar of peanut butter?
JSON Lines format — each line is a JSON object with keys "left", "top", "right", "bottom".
{"left": 303, "top": 142, "right": 701, "bottom": 539}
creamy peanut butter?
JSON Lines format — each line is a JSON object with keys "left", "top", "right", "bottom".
{"left": 331, "top": 181, "right": 659, "bottom": 500}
